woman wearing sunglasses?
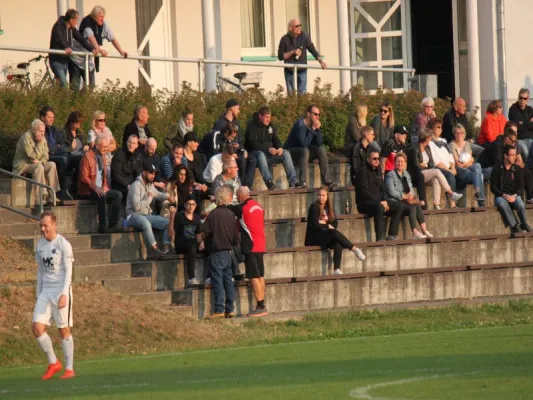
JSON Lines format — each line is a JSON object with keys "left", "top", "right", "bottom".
{"left": 87, "top": 110, "right": 117, "bottom": 182}
{"left": 371, "top": 102, "right": 395, "bottom": 147}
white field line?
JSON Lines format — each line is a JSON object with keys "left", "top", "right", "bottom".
{"left": 1, "top": 324, "right": 525, "bottom": 372}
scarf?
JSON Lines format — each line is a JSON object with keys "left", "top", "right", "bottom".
{"left": 178, "top": 118, "right": 194, "bottom": 140}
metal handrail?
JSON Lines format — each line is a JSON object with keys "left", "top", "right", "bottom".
{"left": 0, "top": 167, "right": 56, "bottom": 217}
{"left": 0, "top": 45, "right": 416, "bottom": 92}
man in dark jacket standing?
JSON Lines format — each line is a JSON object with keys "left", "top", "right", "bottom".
{"left": 277, "top": 18, "right": 327, "bottom": 94}
{"left": 111, "top": 134, "right": 143, "bottom": 199}
{"left": 355, "top": 150, "right": 403, "bottom": 241}
{"left": 508, "top": 88, "right": 533, "bottom": 165}
{"left": 244, "top": 106, "right": 304, "bottom": 190}
{"left": 284, "top": 104, "right": 335, "bottom": 189}
{"left": 490, "top": 145, "right": 532, "bottom": 233}
{"left": 49, "top": 9, "right": 94, "bottom": 87}
{"left": 123, "top": 105, "right": 152, "bottom": 150}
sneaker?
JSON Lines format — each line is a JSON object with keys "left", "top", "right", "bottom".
{"left": 152, "top": 248, "right": 165, "bottom": 259}
{"left": 334, "top": 268, "right": 343, "bottom": 275}
{"left": 248, "top": 307, "right": 268, "bottom": 317}
{"left": 290, "top": 181, "right": 306, "bottom": 189}
{"left": 520, "top": 224, "right": 533, "bottom": 232}
{"left": 511, "top": 225, "right": 524, "bottom": 234}
{"left": 353, "top": 248, "right": 366, "bottom": 261}
{"left": 325, "top": 181, "right": 338, "bottom": 190}
{"left": 450, "top": 192, "right": 463, "bottom": 202}
{"left": 386, "top": 235, "right": 399, "bottom": 241}
{"left": 412, "top": 231, "right": 427, "bottom": 239}
{"left": 41, "top": 360, "right": 63, "bottom": 380}
{"left": 60, "top": 369, "right": 75, "bottom": 380}
{"left": 423, "top": 230, "right": 434, "bottom": 238}
{"left": 188, "top": 278, "right": 200, "bottom": 286}
{"left": 209, "top": 312, "right": 225, "bottom": 319}
{"left": 65, "top": 189, "right": 74, "bottom": 201}
{"left": 204, "top": 278, "right": 212, "bottom": 285}
{"left": 225, "top": 311, "right": 236, "bottom": 319}
{"left": 434, "top": 205, "right": 442, "bottom": 210}
{"left": 164, "top": 246, "right": 176, "bottom": 255}
{"left": 478, "top": 201, "right": 486, "bottom": 207}
{"left": 528, "top": 199, "right": 533, "bottom": 204}
{"left": 266, "top": 180, "right": 276, "bottom": 190}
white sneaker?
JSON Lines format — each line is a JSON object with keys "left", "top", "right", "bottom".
{"left": 353, "top": 248, "right": 366, "bottom": 261}
{"left": 434, "top": 205, "right": 442, "bottom": 210}
{"left": 412, "top": 231, "right": 427, "bottom": 239}
{"left": 188, "top": 278, "right": 199, "bottom": 285}
{"left": 334, "top": 268, "right": 343, "bottom": 275}
{"left": 204, "top": 278, "right": 212, "bottom": 285}
{"left": 450, "top": 192, "right": 463, "bottom": 202}
{"left": 423, "top": 230, "right": 434, "bottom": 238}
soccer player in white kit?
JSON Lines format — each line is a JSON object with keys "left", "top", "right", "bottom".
{"left": 32, "top": 211, "right": 76, "bottom": 380}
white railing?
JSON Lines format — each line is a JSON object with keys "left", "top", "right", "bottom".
{"left": 0, "top": 45, "right": 416, "bottom": 93}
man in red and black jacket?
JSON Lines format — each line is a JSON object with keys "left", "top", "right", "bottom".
{"left": 230, "top": 186, "right": 268, "bottom": 317}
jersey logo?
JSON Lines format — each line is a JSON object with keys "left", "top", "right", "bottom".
{"left": 43, "top": 257, "right": 54, "bottom": 272}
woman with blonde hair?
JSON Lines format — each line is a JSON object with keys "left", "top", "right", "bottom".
{"left": 87, "top": 111, "right": 117, "bottom": 180}
{"left": 344, "top": 104, "right": 368, "bottom": 157}
{"left": 371, "top": 101, "right": 395, "bottom": 147}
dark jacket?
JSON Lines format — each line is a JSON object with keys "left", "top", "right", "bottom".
{"left": 350, "top": 141, "right": 370, "bottom": 185}
{"left": 284, "top": 118, "right": 323, "bottom": 149}
{"left": 79, "top": 14, "right": 103, "bottom": 72}
{"left": 304, "top": 202, "right": 339, "bottom": 248}
{"left": 442, "top": 107, "right": 470, "bottom": 143}
{"left": 343, "top": 114, "right": 362, "bottom": 157}
{"left": 185, "top": 152, "right": 206, "bottom": 184}
{"left": 380, "top": 138, "right": 409, "bottom": 172}
{"left": 49, "top": 17, "right": 93, "bottom": 63}
{"left": 244, "top": 112, "right": 282, "bottom": 153}
{"left": 407, "top": 145, "right": 435, "bottom": 179}
{"left": 122, "top": 120, "right": 152, "bottom": 147}
{"left": 110, "top": 147, "right": 143, "bottom": 193}
{"left": 371, "top": 115, "right": 393, "bottom": 147}
{"left": 508, "top": 102, "right": 533, "bottom": 140}
{"left": 143, "top": 153, "right": 161, "bottom": 182}
{"left": 45, "top": 125, "right": 67, "bottom": 155}
{"left": 490, "top": 163, "right": 524, "bottom": 197}
{"left": 277, "top": 31, "right": 320, "bottom": 71}
{"left": 62, "top": 125, "right": 85, "bottom": 151}
{"left": 203, "top": 205, "right": 239, "bottom": 252}
{"left": 212, "top": 114, "right": 242, "bottom": 145}
{"left": 478, "top": 136, "right": 506, "bottom": 168}
{"left": 355, "top": 162, "right": 386, "bottom": 205}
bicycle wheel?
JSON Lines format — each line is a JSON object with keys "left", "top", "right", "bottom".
{"left": 6, "top": 78, "right": 27, "bottom": 90}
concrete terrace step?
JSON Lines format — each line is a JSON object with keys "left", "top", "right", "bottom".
{"left": 0, "top": 222, "right": 41, "bottom": 238}
{"left": 177, "top": 262, "right": 533, "bottom": 318}
{"left": 129, "top": 290, "right": 172, "bottom": 304}
{"left": 0, "top": 194, "right": 11, "bottom": 206}
{"left": 73, "top": 262, "right": 135, "bottom": 282}
{"left": 0, "top": 209, "right": 36, "bottom": 224}
{"left": 74, "top": 249, "right": 113, "bottom": 266}
{"left": 102, "top": 277, "right": 152, "bottom": 293}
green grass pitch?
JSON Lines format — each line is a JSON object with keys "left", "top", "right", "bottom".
{"left": 1, "top": 325, "right": 532, "bottom": 399}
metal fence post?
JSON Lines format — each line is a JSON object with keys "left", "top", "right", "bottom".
{"left": 39, "top": 186, "right": 43, "bottom": 214}
{"left": 84, "top": 54, "right": 90, "bottom": 88}
{"left": 293, "top": 66, "right": 297, "bottom": 94}
{"left": 198, "top": 60, "right": 204, "bottom": 92}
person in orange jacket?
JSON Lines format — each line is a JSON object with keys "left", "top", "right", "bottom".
{"left": 478, "top": 100, "right": 508, "bottom": 146}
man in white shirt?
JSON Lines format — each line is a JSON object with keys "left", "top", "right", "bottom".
{"left": 32, "top": 212, "right": 76, "bottom": 380}
{"left": 203, "top": 144, "right": 236, "bottom": 184}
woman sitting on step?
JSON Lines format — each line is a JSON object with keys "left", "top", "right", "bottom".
{"left": 304, "top": 186, "right": 366, "bottom": 275}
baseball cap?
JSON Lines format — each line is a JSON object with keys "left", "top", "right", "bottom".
{"left": 183, "top": 131, "right": 200, "bottom": 144}
{"left": 225, "top": 99, "right": 239, "bottom": 109}
{"left": 394, "top": 125, "right": 409, "bottom": 135}
{"left": 143, "top": 160, "right": 157, "bottom": 173}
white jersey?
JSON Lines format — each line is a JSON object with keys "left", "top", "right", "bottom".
{"left": 35, "top": 234, "right": 74, "bottom": 296}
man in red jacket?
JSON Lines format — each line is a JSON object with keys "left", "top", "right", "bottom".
{"left": 231, "top": 186, "right": 267, "bottom": 317}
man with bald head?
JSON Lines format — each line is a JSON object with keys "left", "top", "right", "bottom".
{"left": 142, "top": 138, "right": 164, "bottom": 186}
{"left": 443, "top": 97, "right": 484, "bottom": 158}
{"left": 78, "top": 135, "right": 123, "bottom": 232}
{"left": 277, "top": 18, "right": 327, "bottom": 94}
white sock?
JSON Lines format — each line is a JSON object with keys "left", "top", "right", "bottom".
{"left": 36, "top": 333, "right": 57, "bottom": 365}
{"left": 61, "top": 335, "right": 74, "bottom": 370}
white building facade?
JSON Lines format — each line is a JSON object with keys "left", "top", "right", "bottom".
{"left": 0, "top": 0, "right": 530, "bottom": 113}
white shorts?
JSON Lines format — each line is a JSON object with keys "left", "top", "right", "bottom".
{"left": 32, "top": 288, "right": 73, "bottom": 328}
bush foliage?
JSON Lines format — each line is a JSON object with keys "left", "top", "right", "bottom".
{"left": 0, "top": 78, "right": 453, "bottom": 169}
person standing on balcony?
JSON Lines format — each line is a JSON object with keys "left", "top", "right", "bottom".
{"left": 49, "top": 9, "right": 95, "bottom": 88}
{"left": 277, "top": 18, "right": 327, "bottom": 94}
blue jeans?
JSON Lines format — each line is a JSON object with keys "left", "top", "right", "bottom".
{"left": 438, "top": 168, "right": 457, "bottom": 191}
{"left": 520, "top": 138, "right": 533, "bottom": 168}
{"left": 210, "top": 251, "right": 235, "bottom": 314}
{"left": 482, "top": 166, "right": 493, "bottom": 182}
{"left": 456, "top": 163, "right": 485, "bottom": 200}
{"left": 248, "top": 150, "right": 297, "bottom": 186}
{"left": 128, "top": 213, "right": 170, "bottom": 248}
{"left": 284, "top": 68, "right": 307, "bottom": 94}
{"left": 494, "top": 195, "right": 527, "bottom": 228}
{"left": 471, "top": 143, "right": 485, "bottom": 160}
{"left": 50, "top": 60, "right": 69, "bottom": 88}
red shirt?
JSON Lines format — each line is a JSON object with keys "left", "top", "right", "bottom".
{"left": 240, "top": 198, "right": 266, "bottom": 253}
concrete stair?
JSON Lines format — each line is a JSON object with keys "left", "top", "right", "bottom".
{"left": 102, "top": 277, "right": 153, "bottom": 293}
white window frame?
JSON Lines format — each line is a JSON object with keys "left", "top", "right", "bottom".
{"left": 350, "top": 0, "right": 408, "bottom": 94}
{"left": 240, "top": 0, "right": 272, "bottom": 57}
{"left": 283, "top": 0, "right": 316, "bottom": 44}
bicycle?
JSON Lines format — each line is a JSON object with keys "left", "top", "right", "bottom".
{"left": 215, "top": 64, "right": 263, "bottom": 93}
{"left": 1, "top": 55, "right": 55, "bottom": 89}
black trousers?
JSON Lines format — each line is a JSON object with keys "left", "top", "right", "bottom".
{"left": 524, "top": 167, "right": 533, "bottom": 200}
{"left": 176, "top": 244, "right": 198, "bottom": 279}
{"left": 67, "top": 153, "right": 83, "bottom": 195}
{"left": 49, "top": 154, "right": 68, "bottom": 192}
{"left": 236, "top": 153, "right": 248, "bottom": 186}
{"left": 357, "top": 200, "right": 403, "bottom": 240}
{"left": 410, "top": 169, "right": 428, "bottom": 209}
{"left": 325, "top": 229, "right": 353, "bottom": 270}
{"left": 401, "top": 202, "right": 425, "bottom": 230}
{"left": 287, "top": 145, "right": 329, "bottom": 184}
{"left": 79, "top": 190, "right": 123, "bottom": 228}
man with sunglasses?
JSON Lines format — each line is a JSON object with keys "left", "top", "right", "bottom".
{"left": 509, "top": 88, "right": 533, "bottom": 165}
{"left": 284, "top": 104, "right": 336, "bottom": 189}
{"left": 277, "top": 19, "right": 327, "bottom": 94}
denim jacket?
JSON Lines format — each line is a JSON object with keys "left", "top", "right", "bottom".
{"left": 385, "top": 169, "right": 414, "bottom": 202}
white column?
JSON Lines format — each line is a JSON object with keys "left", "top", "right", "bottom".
{"left": 202, "top": 0, "right": 217, "bottom": 92}
{"left": 57, "top": 0, "right": 68, "bottom": 18}
{"left": 337, "top": 0, "right": 351, "bottom": 94}
{"left": 466, "top": 0, "right": 481, "bottom": 124}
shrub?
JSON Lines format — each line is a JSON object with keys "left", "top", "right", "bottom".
{"left": 0, "top": 79, "right": 451, "bottom": 169}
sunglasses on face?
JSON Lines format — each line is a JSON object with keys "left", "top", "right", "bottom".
{"left": 293, "top": 24, "right": 301, "bottom": 28}
{"left": 311, "top": 112, "right": 320, "bottom": 117}
{"left": 96, "top": 119, "right": 106, "bottom": 122}
{"left": 379, "top": 109, "right": 389, "bottom": 113}
{"left": 520, "top": 97, "right": 529, "bottom": 101}
{"left": 370, "top": 157, "right": 380, "bottom": 161}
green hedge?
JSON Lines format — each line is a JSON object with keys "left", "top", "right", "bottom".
{"left": 0, "top": 78, "right": 455, "bottom": 169}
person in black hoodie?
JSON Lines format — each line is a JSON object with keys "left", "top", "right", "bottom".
{"left": 111, "top": 134, "right": 143, "bottom": 199}
{"left": 355, "top": 150, "right": 403, "bottom": 241}
{"left": 508, "top": 88, "right": 533, "bottom": 165}
{"left": 49, "top": 9, "right": 94, "bottom": 88}
{"left": 244, "top": 106, "right": 304, "bottom": 190}
{"left": 491, "top": 145, "right": 532, "bottom": 233}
